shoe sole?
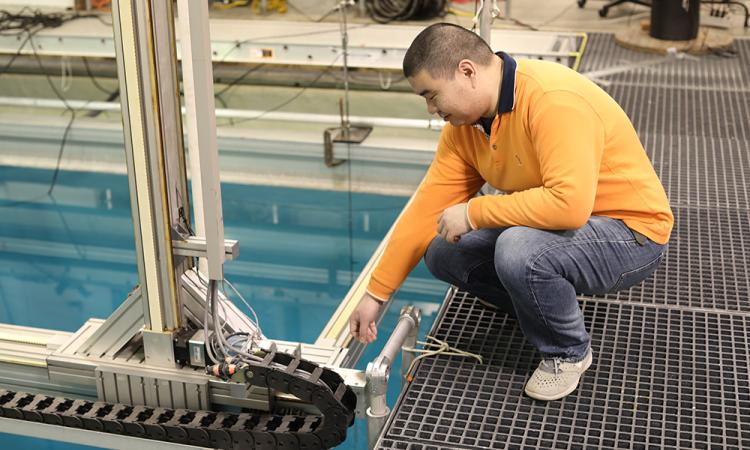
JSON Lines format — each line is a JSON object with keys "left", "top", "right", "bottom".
{"left": 476, "top": 298, "right": 499, "bottom": 311}
{"left": 524, "top": 353, "right": 593, "bottom": 401}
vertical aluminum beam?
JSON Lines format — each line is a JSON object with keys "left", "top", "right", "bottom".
{"left": 177, "top": 0, "right": 225, "bottom": 281}
{"left": 479, "top": 0, "right": 493, "bottom": 46}
{"left": 111, "top": 0, "right": 190, "bottom": 366}
{"left": 112, "top": 0, "right": 148, "bottom": 335}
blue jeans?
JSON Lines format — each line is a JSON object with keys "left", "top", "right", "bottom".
{"left": 424, "top": 216, "right": 667, "bottom": 361}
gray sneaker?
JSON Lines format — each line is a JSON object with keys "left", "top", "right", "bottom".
{"left": 524, "top": 348, "right": 593, "bottom": 401}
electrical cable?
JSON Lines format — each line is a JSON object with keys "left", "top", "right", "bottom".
{"left": 0, "top": 30, "right": 36, "bottom": 75}
{"left": 204, "top": 280, "right": 220, "bottom": 364}
{"left": 27, "top": 33, "right": 77, "bottom": 198}
{"left": 191, "top": 264, "right": 266, "bottom": 364}
{"left": 81, "top": 56, "right": 117, "bottom": 97}
{"left": 225, "top": 55, "right": 341, "bottom": 127}
{"left": 215, "top": 63, "right": 264, "bottom": 97}
{"left": 0, "top": 10, "right": 102, "bottom": 208}
{"left": 222, "top": 278, "right": 263, "bottom": 339}
{"left": 364, "top": 0, "right": 448, "bottom": 23}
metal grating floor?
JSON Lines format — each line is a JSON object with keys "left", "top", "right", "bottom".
{"left": 578, "top": 33, "right": 750, "bottom": 91}
{"left": 379, "top": 293, "right": 750, "bottom": 450}
{"left": 594, "top": 206, "right": 750, "bottom": 311}
{"left": 644, "top": 133, "right": 750, "bottom": 210}
{"left": 607, "top": 84, "right": 750, "bottom": 140}
{"left": 376, "top": 35, "right": 750, "bottom": 450}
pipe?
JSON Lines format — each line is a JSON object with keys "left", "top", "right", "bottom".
{"left": 365, "top": 306, "right": 421, "bottom": 449}
{"left": 0, "top": 96, "right": 444, "bottom": 131}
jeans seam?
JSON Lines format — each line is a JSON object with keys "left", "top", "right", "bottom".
{"left": 611, "top": 252, "right": 664, "bottom": 292}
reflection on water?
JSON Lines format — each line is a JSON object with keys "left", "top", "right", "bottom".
{"left": 0, "top": 166, "right": 447, "bottom": 449}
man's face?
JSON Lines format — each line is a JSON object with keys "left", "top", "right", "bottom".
{"left": 408, "top": 63, "right": 483, "bottom": 127}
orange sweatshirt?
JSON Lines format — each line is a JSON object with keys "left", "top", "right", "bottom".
{"left": 367, "top": 55, "right": 674, "bottom": 301}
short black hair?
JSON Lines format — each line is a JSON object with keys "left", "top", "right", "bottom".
{"left": 403, "top": 23, "right": 495, "bottom": 79}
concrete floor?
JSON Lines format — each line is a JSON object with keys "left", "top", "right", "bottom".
{"left": 209, "top": 0, "right": 750, "bottom": 37}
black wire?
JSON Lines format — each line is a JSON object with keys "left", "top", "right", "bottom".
{"left": 81, "top": 56, "right": 116, "bottom": 97}
{"left": 0, "top": 9, "right": 93, "bottom": 209}
{"left": 0, "top": 8, "right": 64, "bottom": 34}
{"left": 93, "top": 14, "right": 112, "bottom": 27}
{"left": 0, "top": 30, "right": 36, "bottom": 75}
{"left": 0, "top": 9, "right": 104, "bottom": 35}
{"left": 215, "top": 63, "right": 264, "bottom": 97}
{"left": 81, "top": 56, "right": 120, "bottom": 117}
{"left": 27, "top": 35, "right": 77, "bottom": 197}
{"left": 214, "top": 93, "right": 235, "bottom": 126}
{"left": 345, "top": 142, "right": 354, "bottom": 284}
{"left": 226, "top": 59, "right": 339, "bottom": 127}
{"left": 701, "top": 0, "right": 749, "bottom": 27}
{"left": 47, "top": 110, "right": 77, "bottom": 195}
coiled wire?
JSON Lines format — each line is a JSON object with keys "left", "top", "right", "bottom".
{"left": 364, "top": 0, "right": 448, "bottom": 23}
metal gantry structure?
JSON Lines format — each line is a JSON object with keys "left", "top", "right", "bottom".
{"left": 0, "top": 1, "right": 421, "bottom": 449}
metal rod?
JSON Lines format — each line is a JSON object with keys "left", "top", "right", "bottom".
{"left": 377, "top": 309, "right": 419, "bottom": 364}
{"left": 0, "top": 96, "right": 445, "bottom": 130}
{"left": 337, "top": 0, "right": 352, "bottom": 130}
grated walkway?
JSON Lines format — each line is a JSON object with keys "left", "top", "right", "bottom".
{"left": 376, "top": 34, "right": 750, "bottom": 450}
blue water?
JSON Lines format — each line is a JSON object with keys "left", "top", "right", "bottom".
{"left": 0, "top": 166, "right": 447, "bottom": 449}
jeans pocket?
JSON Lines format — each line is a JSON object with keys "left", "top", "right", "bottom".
{"left": 611, "top": 253, "right": 664, "bottom": 292}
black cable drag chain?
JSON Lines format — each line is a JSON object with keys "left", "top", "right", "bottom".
{"left": 0, "top": 345, "right": 356, "bottom": 449}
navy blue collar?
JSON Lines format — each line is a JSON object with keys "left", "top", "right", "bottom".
{"left": 496, "top": 51, "right": 517, "bottom": 114}
{"left": 476, "top": 52, "right": 517, "bottom": 136}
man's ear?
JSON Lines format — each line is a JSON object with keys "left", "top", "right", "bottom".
{"left": 457, "top": 59, "right": 477, "bottom": 86}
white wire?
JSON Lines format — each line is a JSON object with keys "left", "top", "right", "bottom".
{"left": 377, "top": 71, "right": 392, "bottom": 90}
{"left": 204, "top": 280, "right": 220, "bottom": 364}
{"left": 212, "top": 282, "right": 265, "bottom": 363}
{"left": 472, "top": 0, "right": 484, "bottom": 27}
{"left": 402, "top": 336, "right": 483, "bottom": 378}
{"left": 223, "top": 277, "right": 264, "bottom": 339}
{"left": 189, "top": 268, "right": 274, "bottom": 369}
{"left": 216, "top": 285, "right": 264, "bottom": 362}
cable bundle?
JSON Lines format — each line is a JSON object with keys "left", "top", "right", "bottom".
{"left": 0, "top": 9, "right": 67, "bottom": 35}
{"left": 364, "top": 0, "right": 448, "bottom": 23}
{"left": 196, "top": 271, "right": 266, "bottom": 366}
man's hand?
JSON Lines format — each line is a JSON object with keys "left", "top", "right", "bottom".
{"left": 437, "top": 203, "right": 472, "bottom": 243}
{"left": 349, "top": 292, "right": 383, "bottom": 344}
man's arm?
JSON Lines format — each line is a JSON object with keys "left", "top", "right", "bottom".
{"left": 367, "top": 125, "right": 485, "bottom": 301}
{"left": 351, "top": 126, "right": 483, "bottom": 343}
{"left": 467, "top": 90, "right": 606, "bottom": 230}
